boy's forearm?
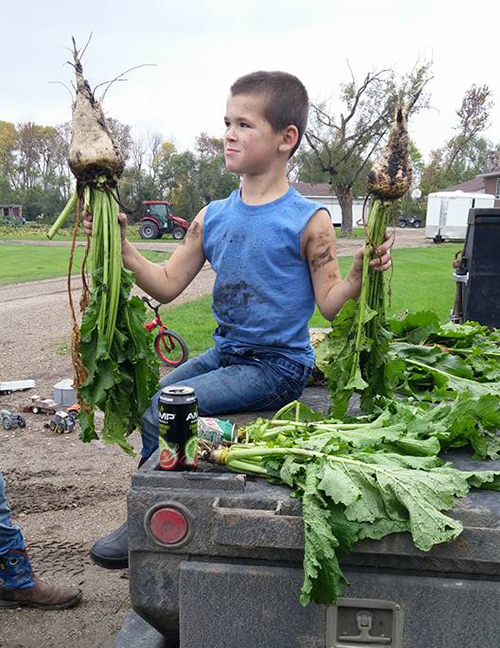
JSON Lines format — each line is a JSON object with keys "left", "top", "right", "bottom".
{"left": 321, "top": 265, "right": 362, "bottom": 321}
{"left": 121, "top": 238, "right": 173, "bottom": 303}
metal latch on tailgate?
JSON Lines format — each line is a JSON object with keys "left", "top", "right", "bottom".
{"left": 212, "top": 497, "right": 303, "bottom": 549}
{"left": 327, "top": 597, "right": 403, "bottom": 648}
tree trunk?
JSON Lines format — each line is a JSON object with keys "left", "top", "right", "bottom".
{"left": 336, "top": 186, "right": 353, "bottom": 235}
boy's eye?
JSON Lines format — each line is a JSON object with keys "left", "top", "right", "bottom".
{"left": 240, "top": 122, "right": 249, "bottom": 128}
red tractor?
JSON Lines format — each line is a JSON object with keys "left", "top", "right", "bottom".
{"left": 139, "top": 201, "right": 190, "bottom": 240}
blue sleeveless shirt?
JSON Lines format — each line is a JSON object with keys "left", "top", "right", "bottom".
{"left": 203, "top": 187, "right": 326, "bottom": 368}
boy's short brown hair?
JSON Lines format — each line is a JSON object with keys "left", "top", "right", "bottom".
{"left": 230, "top": 71, "right": 309, "bottom": 157}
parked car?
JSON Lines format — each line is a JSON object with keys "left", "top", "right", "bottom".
{"left": 139, "top": 201, "right": 190, "bottom": 240}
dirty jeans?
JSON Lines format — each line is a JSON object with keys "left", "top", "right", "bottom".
{"left": 140, "top": 346, "right": 312, "bottom": 461}
{"left": 0, "top": 470, "right": 33, "bottom": 589}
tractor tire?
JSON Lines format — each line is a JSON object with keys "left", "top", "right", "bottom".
{"left": 172, "top": 227, "right": 186, "bottom": 240}
{"left": 413, "top": 220, "right": 421, "bottom": 228}
{"left": 32, "top": 407, "right": 39, "bottom": 414}
{"left": 18, "top": 417, "right": 26, "bottom": 428}
{"left": 140, "top": 222, "right": 160, "bottom": 240}
{"left": 398, "top": 220, "right": 407, "bottom": 228}
{"left": 3, "top": 419, "right": 12, "bottom": 430}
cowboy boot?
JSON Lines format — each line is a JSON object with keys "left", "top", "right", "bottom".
{"left": 0, "top": 549, "right": 82, "bottom": 610}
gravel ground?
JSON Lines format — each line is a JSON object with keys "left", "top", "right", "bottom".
{"left": 0, "top": 228, "right": 431, "bottom": 648}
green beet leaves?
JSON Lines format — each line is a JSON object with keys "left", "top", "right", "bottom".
{"left": 79, "top": 267, "right": 159, "bottom": 454}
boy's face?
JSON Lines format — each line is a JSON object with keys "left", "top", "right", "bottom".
{"left": 223, "top": 93, "right": 284, "bottom": 175}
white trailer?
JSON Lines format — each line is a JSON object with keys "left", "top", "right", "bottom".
{"left": 425, "top": 191, "right": 495, "bottom": 241}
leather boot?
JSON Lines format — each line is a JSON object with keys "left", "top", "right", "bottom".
{"left": 0, "top": 550, "right": 82, "bottom": 610}
{"left": 90, "top": 521, "right": 129, "bottom": 570}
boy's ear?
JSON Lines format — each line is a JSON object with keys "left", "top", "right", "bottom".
{"left": 278, "top": 125, "right": 299, "bottom": 154}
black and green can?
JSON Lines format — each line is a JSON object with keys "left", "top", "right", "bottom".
{"left": 158, "top": 386, "right": 198, "bottom": 471}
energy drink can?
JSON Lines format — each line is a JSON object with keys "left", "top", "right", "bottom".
{"left": 158, "top": 386, "right": 198, "bottom": 471}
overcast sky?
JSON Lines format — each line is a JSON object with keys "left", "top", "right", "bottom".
{"left": 2, "top": 0, "right": 499, "bottom": 165}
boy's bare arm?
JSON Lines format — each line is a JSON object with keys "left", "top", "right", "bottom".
{"left": 302, "top": 210, "right": 392, "bottom": 322}
{"left": 121, "top": 207, "right": 207, "bottom": 303}
{"left": 84, "top": 207, "right": 207, "bottom": 304}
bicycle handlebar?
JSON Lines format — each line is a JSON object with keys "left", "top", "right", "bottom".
{"left": 141, "top": 296, "right": 161, "bottom": 313}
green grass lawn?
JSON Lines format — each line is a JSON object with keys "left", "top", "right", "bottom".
{"left": 163, "top": 245, "right": 459, "bottom": 358}
{"left": 0, "top": 245, "right": 169, "bottom": 285}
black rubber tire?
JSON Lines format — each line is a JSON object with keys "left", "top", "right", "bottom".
{"left": 398, "top": 220, "right": 407, "bottom": 228}
{"left": 32, "top": 407, "right": 39, "bottom": 414}
{"left": 3, "top": 419, "right": 12, "bottom": 430}
{"left": 154, "top": 329, "right": 189, "bottom": 367}
{"left": 172, "top": 227, "right": 186, "bottom": 240}
{"left": 412, "top": 220, "right": 421, "bottom": 228}
{"left": 140, "top": 222, "right": 160, "bottom": 239}
{"left": 18, "top": 417, "right": 26, "bottom": 428}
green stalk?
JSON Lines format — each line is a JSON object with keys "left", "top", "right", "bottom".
{"left": 90, "top": 190, "right": 103, "bottom": 284}
{"left": 104, "top": 191, "right": 122, "bottom": 345}
{"left": 47, "top": 191, "right": 77, "bottom": 239}
{"left": 226, "top": 459, "right": 268, "bottom": 475}
{"left": 98, "top": 187, "right": 109, "bottom": 334}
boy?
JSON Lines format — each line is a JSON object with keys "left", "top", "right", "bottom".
{"left": 0, "top": 469, "right": 82, "bottom": 608}
{"left": 87, "top": 71, "right": 392, "bottom": 568}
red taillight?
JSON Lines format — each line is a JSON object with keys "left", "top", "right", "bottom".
{"left": 149, "top": 507, "right": 189, "bottom": 545}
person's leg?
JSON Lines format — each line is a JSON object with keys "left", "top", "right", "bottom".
{"left": 0, "top": 470, "right": 81, "bottom": 609}
{"left": 0, "top": 469, "right": 32, "bottom": 589}
{"left": 141, "top": 348, "right": 312, "bottom": 460}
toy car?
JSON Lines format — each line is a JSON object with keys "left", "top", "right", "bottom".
{"left": 1, "top": 409, "right": 27, "bottom": 430}
{"left": 30, "top": 396, "right": 59, "bottom": 415}
{"left": 46, "top": 411, "right": 76, "bottom": 434}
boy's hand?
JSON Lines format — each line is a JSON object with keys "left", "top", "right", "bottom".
{"left": 83, "top": 211, "right": 128, "bottom": 242}
{"left": 352, "top": 229, "right": 394, "bottom": 274}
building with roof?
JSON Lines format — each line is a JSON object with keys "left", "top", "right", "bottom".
{"left": 290, "top": 182, "right": 365, "bottom": 227}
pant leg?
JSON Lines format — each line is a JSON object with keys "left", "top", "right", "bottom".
{"left": 140, "top": 348, "right": 311, "bottom": 460}
{"left": 0, "top": 470, "right": 25, "bottom": 554}
{"left": 0, "top": 470, "right": 33, "bottom": 589}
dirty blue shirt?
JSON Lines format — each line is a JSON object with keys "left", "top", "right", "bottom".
{"left": 203, "top": 187, "right": 327, "bottom": 368}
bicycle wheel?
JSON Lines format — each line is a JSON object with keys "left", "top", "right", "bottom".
{"left": 155, "top": 328, "right": 189, "bottom": 367}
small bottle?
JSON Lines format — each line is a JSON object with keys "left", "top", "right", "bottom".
{"left": 158, "top": 386, "right": 198, "bottom": 471}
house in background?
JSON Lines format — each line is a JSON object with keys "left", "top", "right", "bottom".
{"left": 290, "top": 182, "right": 365, "bottom": 227}
{"left": 442, "top": 152, "right": 500, "bottom": 207}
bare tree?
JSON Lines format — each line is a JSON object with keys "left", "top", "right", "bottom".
{"left": 444, "top": 84, "right": 493, "bottom": 172}
{"left": 303, "top": 63, "right": 431, "bottom": 234}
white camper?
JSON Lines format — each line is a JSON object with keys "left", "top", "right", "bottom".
{"left": 425, "top": 191, "right": 495, "bottom": 241}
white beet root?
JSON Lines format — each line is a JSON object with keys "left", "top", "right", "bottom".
{"left": 68, "top": 42, "right": 124, "bottom": 183}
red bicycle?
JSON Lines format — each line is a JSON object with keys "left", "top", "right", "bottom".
{"left": 142, "top": 296, "right": 189, "bottom": 367}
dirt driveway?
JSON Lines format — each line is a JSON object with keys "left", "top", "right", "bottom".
{"left": 0, "top": 228, "right": 431, "bottom": 648}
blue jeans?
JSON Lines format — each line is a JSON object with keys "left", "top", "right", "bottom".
{"left": 140, "top": 346, "right": 312, "bottom": 460}
{"left": 0, "top": 470, "right": 33, "bottom": 589}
